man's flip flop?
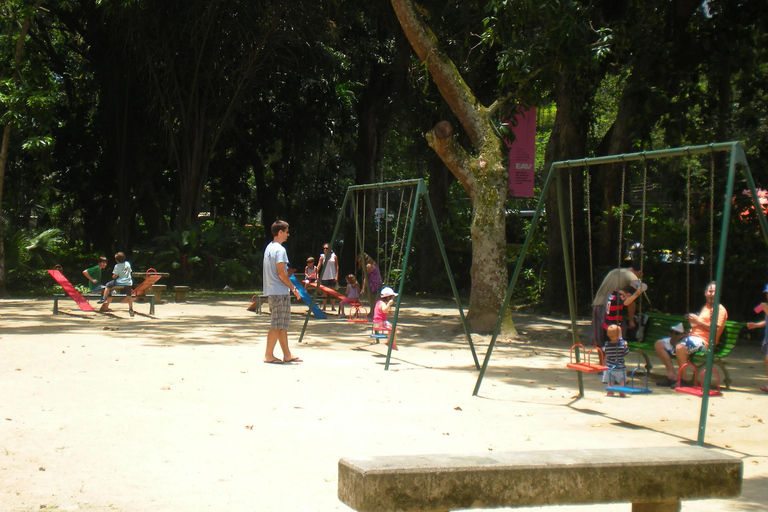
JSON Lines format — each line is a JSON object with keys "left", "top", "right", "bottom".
{"left": 264, "top": 359, "right": 284, "bottom": 364}
{"left": 284, "top": 357, "right": 303, "bottom": 363}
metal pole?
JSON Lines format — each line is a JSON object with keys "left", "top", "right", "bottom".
{"left": 696, "top": 143, "right": 740, "bottom": 445}
{"left": 384, "top": 181, "right": 422, "bottom": 370}
{"left": 421, "top": 180, "right": 479, "bottom": 369}
{"left": 555, "top": 168, "right": 585, "bottom": 397}
{"left": 297, "top": 187, "right": 351, "bottom": 344}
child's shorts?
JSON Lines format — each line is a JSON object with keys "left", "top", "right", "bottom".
{"left": 602, "top": 368, "right": 627, "bottom": 385}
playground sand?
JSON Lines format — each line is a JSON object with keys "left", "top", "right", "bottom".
{"left": 1, "top": 297, "right": 767, "bottom": 512}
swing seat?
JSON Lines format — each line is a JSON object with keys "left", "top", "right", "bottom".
{"left": 566, "top": 344, "right": 608, "bottom": 373}
{"left": 675, "top": 363, "right": 723, "bottom": 397}
{"left": 370, "top": 322, "right": 392, "bottom": 341}
{"left": 347, "top": 301, "right": 369, "bottom": 323}
{"left": 605, "top": 365, "right": 653, "bottom": 395}
{"left": 605, "top": 385, "right": 652, "bottom": 395}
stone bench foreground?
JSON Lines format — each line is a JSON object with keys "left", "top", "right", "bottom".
{"left": 338, "top": 446, "right": 742, "bottom": 512}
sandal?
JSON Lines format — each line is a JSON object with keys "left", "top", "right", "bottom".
{"left": 761, "top": 386, "right": 768, "bottom": 394}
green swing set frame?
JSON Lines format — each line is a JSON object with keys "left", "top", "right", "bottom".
{"left": 473, "top": 141, "right": 768, "bottom": 446}
{"left": 296, "top": 178, "right": 479, "bottom": 372}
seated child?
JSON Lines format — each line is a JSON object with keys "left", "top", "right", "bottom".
{"left": 304, "top": 257, "right": 317, "bottom": 286}
{"left": 82, "top": 256, "right": 107, "bottom": 292}
{"left": 99, "top": 252, "right": 133, "bottom": 303}
{"left": 603, "top": 324, "right": 629, "bottom": 397}
{"left": 373, "top": 286, "right": 398, "bottom": 350}
{"left": 339, "top": 274, "right": 361, "bottom": 316}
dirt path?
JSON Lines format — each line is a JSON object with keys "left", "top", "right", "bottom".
{"left": 1, "top": 297, "right": 766, "bottom": 511}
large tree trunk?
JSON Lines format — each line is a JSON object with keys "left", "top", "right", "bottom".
{"left": 541, "top": 77, "right": 594, "bottom": 314}
{"left": 391, "top": 0, "right": 514, "bottom": 333}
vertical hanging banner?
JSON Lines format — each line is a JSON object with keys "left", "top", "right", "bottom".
{"left": 506, "top": 107, "right": 537, "bottom": 198}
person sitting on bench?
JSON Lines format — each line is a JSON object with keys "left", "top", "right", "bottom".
{"left": 99, "top": 252, "right": 133, "bottom": 303}
{"left": 654, "top": 281, "right": 727, "bottom": 387}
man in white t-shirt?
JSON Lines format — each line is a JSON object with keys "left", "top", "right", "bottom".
{"left": 263, "top": 220, "right": 301, "bottom": 364}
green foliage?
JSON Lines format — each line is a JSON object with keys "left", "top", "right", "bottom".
{"left": 145, "top": 220, "right": 261, "bottom": 288}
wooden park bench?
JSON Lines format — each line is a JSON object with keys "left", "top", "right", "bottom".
{"left": 338, "top": 446, "right": 742, "bottom": 512}
{"left": 626, "top": 312, "right": 746, "bottom": 389}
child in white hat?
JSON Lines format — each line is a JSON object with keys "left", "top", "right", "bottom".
{"left": 373, "top": 287, "right": 398, "bottom": 350}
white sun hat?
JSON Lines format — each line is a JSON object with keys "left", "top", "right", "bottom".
{"left": 380, "top": 287, "right": 398, "bottom": 297}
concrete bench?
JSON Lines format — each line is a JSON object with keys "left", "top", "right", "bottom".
{"left": 174, "top": 286, "right": 190, "bottom": 302}
{"left": 150, "top": 284, "right": 167, "bottom": 302}
{"left": 338, "top": 446, "right": 742, "bottom": 512}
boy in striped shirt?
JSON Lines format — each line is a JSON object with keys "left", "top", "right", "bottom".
{"left": 603, "top": 324, "right": 630, "bottom": 397}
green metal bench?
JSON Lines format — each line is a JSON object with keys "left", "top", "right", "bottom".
{"left": 627, "top": 312, "right": 746, "bottom": 389}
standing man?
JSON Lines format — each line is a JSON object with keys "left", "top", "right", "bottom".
{"left": 317, "top": 242, "right": 339, "bottom": 312}
{"left": 591, "top": 265, "right": 643, "bottom": 349}
{"left": 263, "top": 220, "right": 302, "bottom": 364}
{"left": 655, "top": 281, "right": 727, "bottom": 387}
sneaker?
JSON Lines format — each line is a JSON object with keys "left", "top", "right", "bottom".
{"left": 97, "top": 299, "right": 107, "bottom": 304}
{"left": 760, "top": 386, "right": 768, "bottom": 393}
{"left": 607, "top": 391, "right": 614, "bottom": 396}
{"left": 619, "top": 393, "right": 627, "bottom": 398}
{"left": 656, "top": 376, "right": 677, "bottom": 387}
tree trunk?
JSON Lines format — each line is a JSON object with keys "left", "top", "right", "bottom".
{"left": 542, "top": 80, "right": 592, "bottom": 314}
{"left": 391, "top": 0, "right": 514, "bottom": 334}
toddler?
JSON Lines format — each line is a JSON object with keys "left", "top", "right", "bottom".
{"left": 603, "top": 324, "right": 629, "bottom": 397}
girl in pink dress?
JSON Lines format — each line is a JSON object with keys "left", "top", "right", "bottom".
{"left": 373, "top": 287, "right": 398, "bottom": 350}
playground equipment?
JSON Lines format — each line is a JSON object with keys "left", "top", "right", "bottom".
{"left": 605, "top": 361, "right": 653, "bottom": 396}
{"left": 297, "top": 179, "right": 478, "bottom": 371}
{"left": 675, "top": 363, "right": 723, "bottom": 397}
{"left": 566, "top": 344, "right": 607, "bottom": 373}
{"left": 473, "top": 141, "right": 768, "bottom": 446}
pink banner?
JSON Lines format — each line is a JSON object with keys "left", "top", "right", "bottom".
{"left": 506, "top": 107, "right": 537, "bottom": 198}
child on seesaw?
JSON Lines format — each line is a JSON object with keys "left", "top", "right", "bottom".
{"left": 373, "top": 287, "right": 399, "bottom": 350}
{"left": 603, "top": 324, "right": 629, "bottom": 397}
{"left": 339, "top": 274, "right": 361, "bottom": 316}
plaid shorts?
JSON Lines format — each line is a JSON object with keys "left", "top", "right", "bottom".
{"left": 268, "top": 294, "right": 291, "bottom": 330}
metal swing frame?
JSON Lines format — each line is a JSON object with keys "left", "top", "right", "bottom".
{"left": 297, "top": 178, "right": 479, "bottom": 371}
{"left": 473, "top": 141, "right": 768, "bottom": 446}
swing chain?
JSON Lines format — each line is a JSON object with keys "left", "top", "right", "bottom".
{"left": 568, "top": 171, "right": 579, "bottom": 313}
{"left": 585, "top": 168, "right": 594, "bottom": 302}
{"left": 686, "top": 159, "right": 692, "bottom": 314}
{"left": 710, "top": 153, "right": 715, "bottom": 282}
{"left": 617, "top": 161, "right": 627, "bottom": 271}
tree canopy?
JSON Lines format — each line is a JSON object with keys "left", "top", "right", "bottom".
{"left": 2, "top": 0, "right": 767, "bottom": 325}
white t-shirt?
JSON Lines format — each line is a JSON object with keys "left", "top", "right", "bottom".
{"left": 113, "top": 261, "right": 133, "bottom": 286}
{"left": 321, "top": 251, "right": 338, "bottom": 280}
{"left": 263, "top": 241, "right": 290, "bottom": 296}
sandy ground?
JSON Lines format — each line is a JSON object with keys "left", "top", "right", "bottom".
{"left": 1, "top": 296, "right": 767, "bottom": 512}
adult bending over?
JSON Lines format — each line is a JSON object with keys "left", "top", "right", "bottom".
{"left": 591, "top": 266, "right": 642, "bottom": 348}
{"left": 655, "top": 281, "right": 727, "bottom": 387}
